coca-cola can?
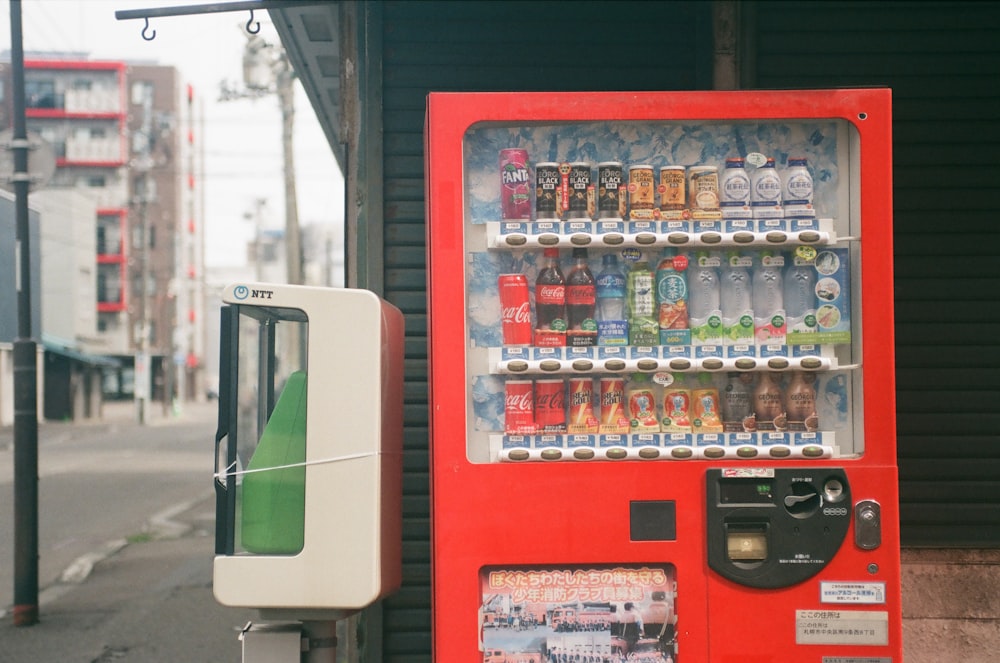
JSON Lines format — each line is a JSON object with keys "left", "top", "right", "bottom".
{"left": 500, "top": 149, "right": 531, "bottom": 220}
{"left": 498, "top": 274, "right": 532, "bottom": 346}
{"left": 504, "top": 379, "right": 536, "bottom": 435}
{"left": 534, "top": 379, "right": 567, "bottom": 433}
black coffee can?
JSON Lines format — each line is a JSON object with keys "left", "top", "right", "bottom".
{"left": 597, "top": 161, "right": 624, "bottom": 218}
{"left": 566, "top": 161, "right": 591, "bottom": 219}
{"left": 535, "top": 162, "right": 561, "bottom": 219}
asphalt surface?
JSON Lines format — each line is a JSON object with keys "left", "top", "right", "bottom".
{"left": 0, "top": 401, "right": 256, "bottom": 662}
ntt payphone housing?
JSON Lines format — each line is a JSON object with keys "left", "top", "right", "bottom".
{"left": 213, "top": 283, "right": 404, "bottom": 618}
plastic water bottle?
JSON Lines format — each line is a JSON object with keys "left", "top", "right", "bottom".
{"left": 596, "top": 253, "right": 628, "bottom": 346}
{"left": 687, "top": 251, "right": 721, "bottom": 345}
{"left": 752, "top": 250, "right": 785, "bottom": 344}
{"left": 720, "top": 251, "right": 753, "bottom": 346}
{"left": 784, "top": 254, "right": 818, "bottom": 335}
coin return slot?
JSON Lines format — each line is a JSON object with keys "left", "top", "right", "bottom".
{"left": 726, "top": 524, "right": 768, "bottom": 562}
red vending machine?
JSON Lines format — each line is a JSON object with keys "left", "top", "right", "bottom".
{"left": 426, "top": 89, "right": 899, "bottom": 663}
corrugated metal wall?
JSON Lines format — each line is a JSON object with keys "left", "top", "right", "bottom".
{"left": 376, "top": 1, "right": 1000, "bottom": 659}
{"left": 378, "top": 2, "right": 712, "bottom": 659}
{"left": 748, "top": 0, "right": 1000, "bottom": 547}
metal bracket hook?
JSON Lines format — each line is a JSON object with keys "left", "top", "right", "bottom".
{"left": 141, "top": 17, "right": 156, "bottom": 41}
{"left": 245, "top": 9, "right": 261, "bottom": 35}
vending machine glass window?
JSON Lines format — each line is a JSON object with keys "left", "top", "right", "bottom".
{"left": 215, "top": 302, "right": 309, "bottom": 556}
{"left": 460, "top": 118, "right": 865, "bottom": 465}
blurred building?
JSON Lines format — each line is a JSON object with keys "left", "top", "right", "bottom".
{"left": 0, "top": 54, "right": 201, "bottom": 419}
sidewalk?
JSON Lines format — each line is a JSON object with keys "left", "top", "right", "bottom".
{"left": 0, "top": 494, "right": 256, "bottom": 662}
{"left": 1, "top": 398, "right": 257, "bottom": 662}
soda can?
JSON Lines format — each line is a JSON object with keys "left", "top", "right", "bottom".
{"left": 628, "top": 165, "right": 655, "bottom": 219}
{"left": 599, "top": 377, "right": 630, "bottom": 434}
{"left": 500, "top": 149, "right": 531, "bottom": 220}
{"left": 566, "top": 162, "right": 592, "bottom": 219}
{"left": 597, "top": 161, "right": 624, "bottom": 218}
{"left": 535, "top": 162, "right": 561, "bottom": 219}
{"left": 567, "top": 377, "right": 598, "bottom": 434}
{"left": 659, "top": 166, "right": 686, "bottom": 211}
{"left": 498, "top": 274, "right": 532, "bottom": 346}
{"left": 504, "top": 380, "right": 536, "bottom": 435}
{"left": 535, "top": 379, "right": 567, "bottom": 433}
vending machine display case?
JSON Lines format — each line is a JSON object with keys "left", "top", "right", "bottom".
{"left": 426, "top": 90, "right": 899, "bottom": 663}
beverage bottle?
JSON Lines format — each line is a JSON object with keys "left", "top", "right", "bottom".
{"left": 689, "top": 373, "right": 722, "bottom": 433}
{"left": 782, "top": 157, "right": 815, "bottom": 218}
{"left": 656, "top": 248, "right": 690, "bottom": 345}
{"left": 687, "top": 251, "right": 722, "bottom": 346}
{"left": 660, "top": 373, "right": 691, "bottom": 433}
{"left": 784, "top": 254, "right": 818, "bottom": 335}
{"left": 534, "top": 248, "right": 566, "bottom": 347}
{"left": 566, "top": 248, "right": 597, "bottom": 347}
{"left": 720, "top": 156, "right": 751, "bottom": 218}
{"left": 596, "top": 253, "right": 629, "bottom": 346}
{"left": 627, "top": 372, "right": 660, "bottom": 433}
{"left": 721, "top": 372, "right": 755, "bottom": 432}
{"left": 750, "top": 157, "right": 782, "bottom": 219}
{"left": 720, "top": 251, "right": 753, "bottom": 346}
{"left": 753, "top": 372, "right": 785, "bottom": 432}
{"left": 784, "top": 371, "right": 819, "bottom": 432}
{"left": 752, "top": 250, "right": 786, "bottom": 344}
{"left": 627, "top": 257, "right": 659, "bottom": 346}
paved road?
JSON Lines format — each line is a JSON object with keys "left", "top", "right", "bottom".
{"left": 0, "top": 400, "right": 256, "bottom": 662}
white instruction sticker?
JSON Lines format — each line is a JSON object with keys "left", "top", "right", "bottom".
{"left": 821, "top": 582, "right": 886, "bottom": 604}
{"left": 796, "top": 610, "right": 888, "bottom": 645}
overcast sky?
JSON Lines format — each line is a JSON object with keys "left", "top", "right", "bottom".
{"left": 0, "top": 0, "right": 343, "bottom": 268}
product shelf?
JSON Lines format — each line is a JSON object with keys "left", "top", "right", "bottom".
{"left": 486, "top": 218, "right": 837, "bottom": 251}
{"left": 490, "top": 346, "right": 838, "bottom": 376}
{"left": 490, "top": 431, "right": 837, "bottom": 463}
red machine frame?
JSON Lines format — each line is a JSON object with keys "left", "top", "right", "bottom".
{"left": 426, "top": 89, "right": 899, "bottom": 662}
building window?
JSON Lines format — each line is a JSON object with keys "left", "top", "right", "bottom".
{"left": 131, "top": 81, "right": 154, "bottom": 107}
{"left": 25, "top": 79, "right": 57, "bottom": 109}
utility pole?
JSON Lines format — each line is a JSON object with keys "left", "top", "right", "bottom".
{"left": 134, "top": 85, "right": 154, "bottom": 424}
{"left": 9, "top": 0, "right": 39, "bottom": 627}
{"left": 221, "top": 32, "right": 302, "bottom": 287}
